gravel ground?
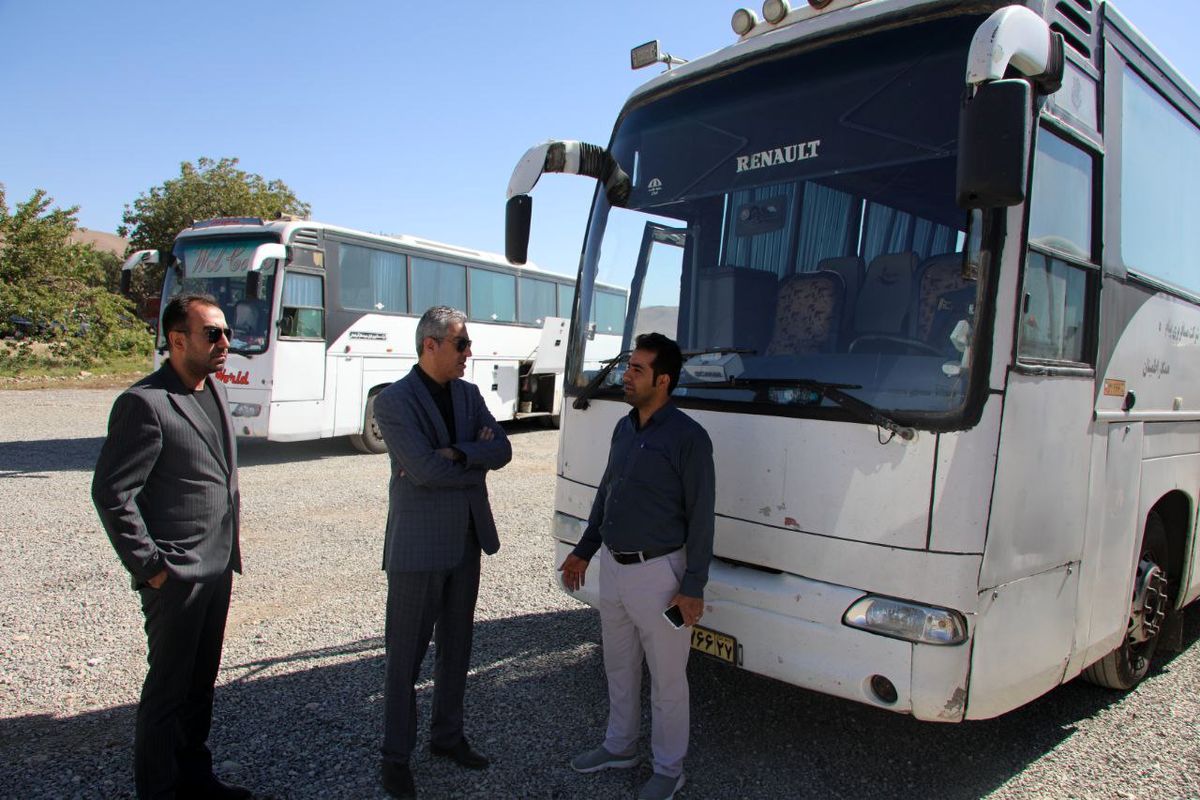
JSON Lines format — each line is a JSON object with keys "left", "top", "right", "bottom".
{"left": 1, "top": 388, "right": 1198, "bottom": 799}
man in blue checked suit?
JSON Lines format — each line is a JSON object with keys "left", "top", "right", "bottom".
{"left": 374, "top": 305, "right": 512, "bottom": 799}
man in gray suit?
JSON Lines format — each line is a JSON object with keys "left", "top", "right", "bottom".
{"left": 374, "top": 305, "right": 512, "bottom": 799}
{"left": 93, "top": 293, "right": 252, "bottom": 800}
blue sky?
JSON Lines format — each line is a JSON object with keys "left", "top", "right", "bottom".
{"left": 0, "top": 0, "right": 1194, "bottom": 278}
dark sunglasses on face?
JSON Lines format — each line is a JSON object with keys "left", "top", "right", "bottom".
{"left": 440, "top": 336, "right": 472, "bottom": 353}
{"left": 196, "top": 326, "right": 232, "bottom": 343}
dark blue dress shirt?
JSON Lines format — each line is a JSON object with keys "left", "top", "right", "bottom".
{"left": 572, "top": 403, "right": 716, "bottom": 597}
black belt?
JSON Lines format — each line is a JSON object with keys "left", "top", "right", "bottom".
{"left": 608, "top": 544, "right": 682, "bottom": 565}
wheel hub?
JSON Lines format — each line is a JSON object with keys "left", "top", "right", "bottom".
{"left": 1128, "top": 559, "right": 1169, "bottom": 646}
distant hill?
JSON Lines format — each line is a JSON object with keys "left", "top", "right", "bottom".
{"left": 70, "top": 228, "right": 128, "bottom": 257}
{"left": 633, "top": 305, "right": 679, "bottom": 339}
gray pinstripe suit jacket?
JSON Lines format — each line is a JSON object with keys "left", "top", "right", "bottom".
{"left": 375, "top": 366, "right": 512, "bottom": 573}
{"left": 92, "top": 362, "right": 241, "bottom": 588}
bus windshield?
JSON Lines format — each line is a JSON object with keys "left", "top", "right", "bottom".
{"left": 572, "top": 19, "right": 986, "bottom": 421}
{"left": 162, "top": 236, "right": 277, "bottom": 354}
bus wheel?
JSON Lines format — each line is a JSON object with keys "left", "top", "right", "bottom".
{"left": 1082, "top": 512, "right": 1171, "bottom": 690}
{"left": 350, "top": 392, "right": 388, "bottom": 454}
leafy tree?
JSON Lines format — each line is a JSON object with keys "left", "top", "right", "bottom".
{"left": 0, "top": 186, "right": 154, "bottom": 371}
{"left": 118, "top": 157, "right": 310, "bottom": 302}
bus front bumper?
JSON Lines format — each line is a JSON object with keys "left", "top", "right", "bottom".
{"left": 224, "top": 388, "right": 270, "bottom": 438}
{"left": 551, "top": 537, "right": 972, "bottom": 723}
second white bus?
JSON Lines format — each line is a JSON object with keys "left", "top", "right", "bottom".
{"left": 123, "top": 216, "right": 627, "bottom": 452}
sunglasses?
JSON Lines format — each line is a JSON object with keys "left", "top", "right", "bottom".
{"left": 438, "top": 336, "right": 472, "bottom": 353}
{"left": 190, "top": 325, "right": 233, "bottom": 343}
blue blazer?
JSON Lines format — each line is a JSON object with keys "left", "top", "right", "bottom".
{"left": 375, "top": 366, "right": 512, "bottom": 572}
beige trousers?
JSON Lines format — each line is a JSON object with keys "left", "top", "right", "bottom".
{"left": 598, "top": 545, "right": 692, "bottom": 778}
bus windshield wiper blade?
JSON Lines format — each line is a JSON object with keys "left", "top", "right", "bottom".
{"left": 787, "top": 379, "right": 914, "bottom": 441}
{"left": 573, "top": 351, "right": 630, "bottom": 410}
{"left": 681, "top": 346, "right": 758, "bottom": 357}
{"left": 679, "top": 376, "right": 915, "bottom": 441}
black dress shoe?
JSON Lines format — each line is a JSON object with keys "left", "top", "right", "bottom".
{"left": 430, "top": 737, "right": 489, "bottom": 770}
{"left": 177, "top": 775, "right": 253, "bottom": 800}
{"left": 381, "top": 761, "right": 416, "bottom": 799}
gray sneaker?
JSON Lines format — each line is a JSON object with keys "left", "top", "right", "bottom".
{"left": 638, "top": 771, "right": 686, "bottom": 800}
{"left": 569, "top": 746, "right": 640, "bottom": 773}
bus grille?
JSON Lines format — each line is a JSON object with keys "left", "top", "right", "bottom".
{"left": 292, "top": 228, "right": 321, "bottom": 248}
{"left": 1051, "top": 0, "right": 1099, "bottom": 63}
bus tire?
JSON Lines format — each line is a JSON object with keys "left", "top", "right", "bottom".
{"left": 1082, "top": 512, "right": 1172, "bottom": 690}
{"left": 350, "top": 392, "right": 388, "bottom": 455}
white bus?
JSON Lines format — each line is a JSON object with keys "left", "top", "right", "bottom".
{"left": 506, "top": 0, "right": 1200, "bottom": 720}
{"left": 122, "top": 217, "right": 627, "bottom": 452}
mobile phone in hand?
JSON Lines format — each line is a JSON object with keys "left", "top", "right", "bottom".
{"left": 663, "top": 604, "right": 686, "bottom": 629}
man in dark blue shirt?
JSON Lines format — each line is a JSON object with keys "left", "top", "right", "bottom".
{"left": 560, "top": 332, "right": 715, "bottom": 800}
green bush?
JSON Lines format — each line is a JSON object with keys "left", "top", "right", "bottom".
{"left": 0, "top": 187, "right": 154, "bottom": 372}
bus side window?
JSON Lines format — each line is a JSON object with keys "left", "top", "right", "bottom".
{"left": 1019, "top": 129, "right": 1096, "bottom": 364}
{"left": 281, "top": 272, "right": 325, "bottom": 339}
{"left": 1018, "top": 252, "right": 1088, "bottom": 361}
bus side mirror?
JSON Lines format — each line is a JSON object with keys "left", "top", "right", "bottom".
{"left": 119, "top": 249, "right": 160, "bottom": 297}
{"left": 245, "top": 243, "right": 287, "bottom": 300}
{"left": 506, "top": 195, "right": 532, "bottom": 265}
{"left": 956, "top": 79, "right": 1032, "bottom": 208}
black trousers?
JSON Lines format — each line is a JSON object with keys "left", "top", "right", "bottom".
{"left": 382, "top": 542, "right": 482, "bottom": 765}
{"left": 135, "top": 570, "right": 232, "bottom": 800}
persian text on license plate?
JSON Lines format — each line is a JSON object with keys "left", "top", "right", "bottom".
{"left": 690, "top": 624, "right": 738, "bottom": 665}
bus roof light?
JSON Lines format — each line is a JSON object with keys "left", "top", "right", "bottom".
{"left": 763, "top": 0, "right": 790, "bottom": 24}
{"left": 731, "top": 8, "right": 758, "bottom": 37}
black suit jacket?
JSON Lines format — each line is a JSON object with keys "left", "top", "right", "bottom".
{"left": 92, "top": 362, "right": 241, "bottom": 587}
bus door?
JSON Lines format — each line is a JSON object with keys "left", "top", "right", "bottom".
{"left": 473, "top": 359, "right": 519, "bottom": 421}
{"left": 622, "top": 223, "right": 687, "bottom": 342}
{"left": 271, "top": 269, "right": 327, "bottom": 404}
{"left": 966, "top": 128, "right": 1099, "bottom": 718}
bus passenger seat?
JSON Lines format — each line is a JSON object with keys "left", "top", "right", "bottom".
{"left": 850, "top": 251, "right": 917, "bottom": 340}
{"left": 911, "top": 252, "right": 975, "bottom": 349}
{"left": 765, "top": 270, "right": 846, "bottom": 356}
{"left": 816, "top": 256, "right": 865, "bottom": 345}
{"left": 817, "top": 256, "right": 865, "bottom": 308}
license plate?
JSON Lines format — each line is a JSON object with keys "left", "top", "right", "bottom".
{"left": 690, "top": 624, "right": 738, "bottom": 665}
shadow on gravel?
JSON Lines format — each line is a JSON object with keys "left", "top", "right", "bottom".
{"left": 5, "top": 605, "right": 1198, "bottom": 800}
{"left": 0, "top": 436, "right": 104, "bottom": 476}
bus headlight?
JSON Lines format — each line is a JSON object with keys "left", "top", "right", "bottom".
{"left": 842, "top": 596, "right": 967, "bottom": 645}
{"left": 230, "top": 403, "right": 262, "bottom": 418}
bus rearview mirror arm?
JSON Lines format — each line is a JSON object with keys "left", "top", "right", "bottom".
{"left": 505, "top": 140, "right": 632, "bottom": 265}
{"left": 956, "top": 6, "right": 1065, "bottom": 209}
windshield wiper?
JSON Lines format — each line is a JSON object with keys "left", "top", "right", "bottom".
{"left": 573, "top": 351, "right": 630, "bottom": 410}
{"left": 682, "top": 346, "right": 757, "bottom": 357}
{"left": 677, "top": 376, "right": 915, "bottom": 442}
